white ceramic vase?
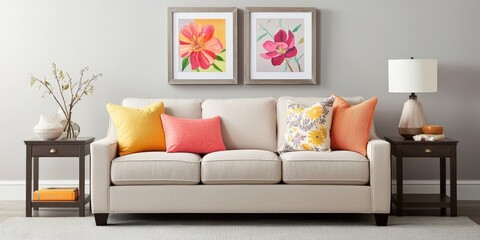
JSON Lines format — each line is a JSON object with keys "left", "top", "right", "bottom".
{"left": 33, "top": 115, "right": 64, "bottom": 140}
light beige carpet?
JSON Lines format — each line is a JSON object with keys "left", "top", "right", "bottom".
{"left": 1, "top": 214, "right": 480, "bottom": 240}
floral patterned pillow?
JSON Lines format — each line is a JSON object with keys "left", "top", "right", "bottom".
{"left": 279, "top": 97, "right": 335, "bottom": 152}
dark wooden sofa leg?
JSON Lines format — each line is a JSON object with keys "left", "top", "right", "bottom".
{"left": 94, "top": 213, "right": 109, "bottom": 226}
{"left": 374, "top": 214, "right": 389, "bottom": 226}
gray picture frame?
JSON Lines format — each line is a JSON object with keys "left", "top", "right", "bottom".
{"left": 168, "top": 7, "right": 238, "bottom": 85}
{"left": 244, "top": 7, "right": 317, "bottom": 85}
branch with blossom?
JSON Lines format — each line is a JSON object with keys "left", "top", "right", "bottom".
{"left": 29, "top": 63, "right": 102, "bottom": 138}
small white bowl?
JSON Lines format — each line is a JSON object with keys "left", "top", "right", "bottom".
{"left": 33, "top": 128, "right": 63, "bottom": 140}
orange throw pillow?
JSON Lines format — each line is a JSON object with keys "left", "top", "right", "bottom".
{"left": 330, "top": 95, "right": 378, "bottom": 156}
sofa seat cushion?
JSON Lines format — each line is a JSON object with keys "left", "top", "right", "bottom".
{"left": 201, "top": 150, "right": 281, "bottom": 184}
{"left": 111, "top": 152, "right": 200, "bottom": 185}
{"left": 280, "top": 151, "right": 369, "bottom": 185}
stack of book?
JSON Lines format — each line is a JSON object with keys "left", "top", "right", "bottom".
{"left": 33, "top": 188, "right": 78, "bottom": 201}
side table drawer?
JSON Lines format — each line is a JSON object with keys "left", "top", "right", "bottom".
{"left": 402, "top": 145, "right": 450, "bottom": 157}
{"left": 31, "top": 145, "right": 79, "bottom": 157}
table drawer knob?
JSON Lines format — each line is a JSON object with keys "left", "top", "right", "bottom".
{"left": 49, "top": 148, "right": 57, "bottom": 154}
{"left": 425, "top": 148, "right": 432, "bottom": 153}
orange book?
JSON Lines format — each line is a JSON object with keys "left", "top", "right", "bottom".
{"left": 33, "top": 188, "right": 78, "bottom": 201}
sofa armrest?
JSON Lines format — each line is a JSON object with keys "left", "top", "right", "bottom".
{"left": 367, "top": 139, "right": 391, "bottom": 213}
{"left": 91, "top": 137, "right": 118, "bottom": 213}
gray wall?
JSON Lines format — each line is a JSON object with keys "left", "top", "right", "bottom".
{"left": 1, "top": 0, "right": 479, "bottom": 182}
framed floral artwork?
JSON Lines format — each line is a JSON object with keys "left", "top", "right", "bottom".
{"left": 244, "top": 7, "right": 317, "bottom": 84}
{"left": 168, "top": 8, "right": 237, "bottom": 84}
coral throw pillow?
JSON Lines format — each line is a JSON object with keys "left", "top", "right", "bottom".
{"left": 106, "top": 102, "right": 166, "bottom": 156}
{"left": 279, "top": 97, "right": 335, "bottom": 152}
{"left": 161, "top": 114, "right": 226, "bottom": 154}
{"left": 330, "top": 94, "right": 378, "bottom": 156}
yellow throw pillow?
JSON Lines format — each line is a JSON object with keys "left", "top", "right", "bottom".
{"left": 106, "top": 102, "right": 166, "bottom": 156}
{"left": 279, "top": 97, "right": 335, "bottom": 152}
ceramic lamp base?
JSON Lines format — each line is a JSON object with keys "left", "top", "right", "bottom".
{"left": 398, "top": 96, "right": 427, "bottom": 140}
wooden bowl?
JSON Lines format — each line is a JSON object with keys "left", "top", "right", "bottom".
{"left": 422, "top": 125, "right": 444, "bottom": 134}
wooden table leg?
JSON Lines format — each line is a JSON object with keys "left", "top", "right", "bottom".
{"left": 450, "top": 147, "right": 457, "bottom": 217}
{"left": 33, "top": 157, "right": 39, "bottom": 211}
{"left": 440, "top": 157, "right": 446, "bottom": 216}
{"left": 396, "top": 155, "right": 403, "bottom": 216}
{"left": 79, "top": 147, "right": 85, "bottom": 217}
{"left": 26, "top": 145, "right": 32, "bottom": 217}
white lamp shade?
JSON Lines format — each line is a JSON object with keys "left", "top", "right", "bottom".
{"left": 388, "top": 59, "right": 438, "bottom": 93}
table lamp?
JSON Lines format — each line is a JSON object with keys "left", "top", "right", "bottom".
{"left": 388, "top": 58, "right": 437, "bottom": 139}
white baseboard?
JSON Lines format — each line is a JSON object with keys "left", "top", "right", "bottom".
{"left": 1, "top": 180, "right": 479, "bottom": 200}
{"left": 0, "top": 180, "right": 90, "bottom": 200}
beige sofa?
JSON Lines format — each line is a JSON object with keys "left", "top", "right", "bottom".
{"left": 91, "top": 97, "right": 391, "bottom": 226}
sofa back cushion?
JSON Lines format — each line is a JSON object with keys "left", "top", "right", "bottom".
{"left": 202, "top": 98, "right": 277, "bottom": 151}
{"left": 277, "top": 96, "right": 376, "bottom": 151}
{"left": 107, "top": 98, "right": 202, "bottom": 139}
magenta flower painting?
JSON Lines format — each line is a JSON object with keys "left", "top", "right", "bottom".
{"left": 245, "top": 8, "right": 315, "bottom": 84}
{"left": 256, "top": 19, "right": 305, "bottom": 73}
{"left": 260, "top": 30, "right": 298, "bottom": 69}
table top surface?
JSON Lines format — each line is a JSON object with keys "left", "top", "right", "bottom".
{"left": 24, "top": 137, "right": 95, "bottom": 145}
{"left": 384, "top": 136, "right": 458, "bottom": 145}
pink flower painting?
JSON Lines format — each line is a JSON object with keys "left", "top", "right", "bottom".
{"left": 178, "top": 21, "right": 226, "bottom": 72}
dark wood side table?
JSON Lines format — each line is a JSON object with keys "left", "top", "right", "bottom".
{"left": 385, "top": 136, "right": 458, "bottom": 216}
{"left": 24, "top": 137, "right": 94, "bottom": 217}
